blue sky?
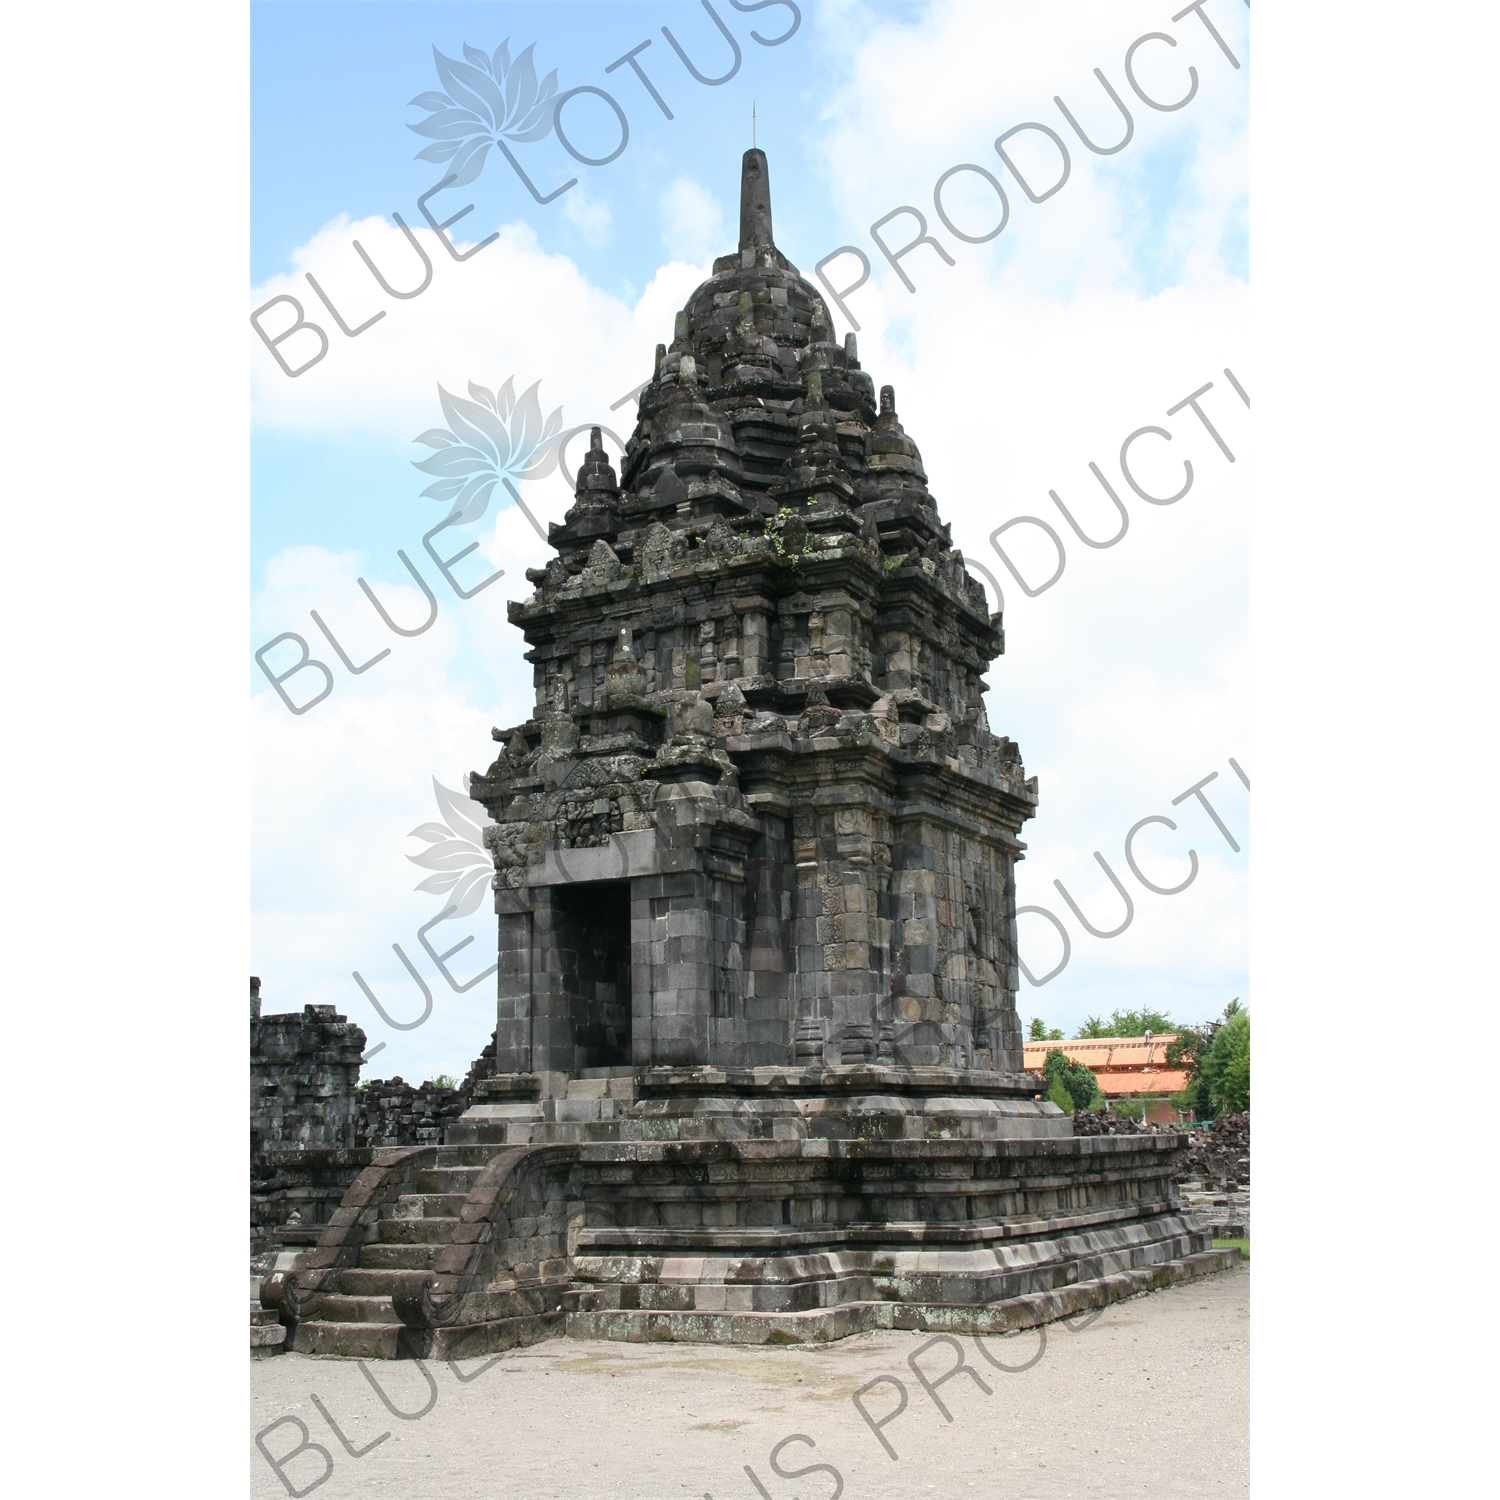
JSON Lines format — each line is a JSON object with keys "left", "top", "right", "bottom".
{"left": 251, "top": 0, "right": 1249, "bottom": 1078}
{"left": 253, "top": 0, "right": 864, "bottom": 596}
{"left": 252, "top": 1, "right": 903, "bottom": 289}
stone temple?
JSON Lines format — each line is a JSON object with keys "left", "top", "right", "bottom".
{"left": 263, "top": 152, "right": 1234, "bottom": 1358}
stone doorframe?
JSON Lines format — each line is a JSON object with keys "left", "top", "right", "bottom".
{"left": 492, "top": 830, "right": 752, "bottom": 1084}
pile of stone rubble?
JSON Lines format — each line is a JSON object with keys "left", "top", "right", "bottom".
{"left": 347, "top": 1029, "right": 501, "bottom": 1146}
{"left": 355, "top": 1077, "right": 469, "bottom": 1148}
{"left": 1073, "top": 1111, "right": 1250, "bottom": 1239}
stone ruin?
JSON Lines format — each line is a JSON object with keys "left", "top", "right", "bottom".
{"left": 261, "top": 151, "right": 1236, "bottom": 1359}
{"left": 250, "top": 979, "right": 368, "bottom": 1258}
{"left": 250, "top": 980, "right": 500, "bottom": 1258}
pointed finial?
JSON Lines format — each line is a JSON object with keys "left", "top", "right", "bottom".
{"left": 753, "top": 101, "right": 756, "bottom": 150}
{"left": 739, "top": 148, "right": 773, "bottom": 251}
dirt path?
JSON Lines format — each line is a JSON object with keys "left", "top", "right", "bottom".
{"left": 251, "top": 1262, "right": 1248, "bottom": 1499}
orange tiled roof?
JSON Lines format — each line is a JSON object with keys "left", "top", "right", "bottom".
{"left": 1089, "top": 1069, "right": 1190, "bottom": 1095}
{"left": 1024, "top": 1035, "right": 1187, "bottom": 1096}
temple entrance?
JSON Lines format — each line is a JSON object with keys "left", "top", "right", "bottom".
{"left": 553, "top": 880, "right": 633, "bottom": 1070}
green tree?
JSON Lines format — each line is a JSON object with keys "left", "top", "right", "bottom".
{"left": 1067, "top": 1061, "right": 1101, "bottom": 1109}
{"left": 1075, "top": 1008, "right": 1176, "bottom": 1039}
{"left": 1221, "top": 1047, "right": 1249, "bottom": 1112}
{"left": 1041, "top": 1047, "right": 1101, "bottom": 1111}
{"left": 1199, "top": 1010, "right": 1249, "bottom": 1114}
{"left": 1028, "top": 1017, "right": 1064, "bottom": 1041}
{"left": 1167, "top": 1001, "right": 1247, "bottom": 1117}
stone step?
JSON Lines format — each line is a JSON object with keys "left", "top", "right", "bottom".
{"left": 436, "top": 1142, "right": 504, "bottom": 1166}
{"left": 309, "top": 1294, "right": 402, "bottom": 1325}
{"left": 340, "top": 1267, "right": 408, "bottom": 1296}
{"left": 375, "top": 1217, "right": 457, "bottom": 1246}
{"left": 528, "top": 1120, "right": 633, "bottom": 1144}
{"left": 361, "top": 1241, "right": 447, "bottom": 1270}
{"left": 445, "top": 1119, "right": 511, "bottom": 1148}
{"left": 251, "top": 1322, "right": 287, "bottom": 1357}
{"left": 413, "top": 1166, "right": 485, "bottom": 1195}
{"left": 422, "top": 1310, "right": 566, "bottom": 1360}
{"left": 390, "top": 1192, "right": 467, "bottom": 1219}
{"left": 252, "top": 1298, "right": 287, "bottom": 1357}
{"left": 290, "top": 1320, "right": 401, "bottom": 1360}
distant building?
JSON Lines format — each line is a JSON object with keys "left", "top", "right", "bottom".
{"left": 1024, "top": 1035, "right": 1190, "bottom": 1112}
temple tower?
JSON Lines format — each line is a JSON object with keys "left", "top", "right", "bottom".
{"left": 470, "top": 149, "right": 1039, "bottom": 1097}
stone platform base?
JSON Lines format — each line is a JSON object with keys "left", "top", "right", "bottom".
{"left": 564, "top": 1247, "right": 1240, "bottom": 1347}
{"left": 263, "top": 1124, "right": 1228, "bottom": 1359}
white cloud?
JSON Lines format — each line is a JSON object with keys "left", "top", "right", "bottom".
{"left": 560, "top": 186, "right": 613, "bottom": 243}
{"left": 804, "top": 0, "right": 1248, "bottom": 311}
{"left": 250, "top": 214, "right": 705, "bottom": 437}
{"left": 252, "top": 537, "right": 535, "bottom": 1082}
{"left": 658, "top": 177, "right": 726, "bottom": 265}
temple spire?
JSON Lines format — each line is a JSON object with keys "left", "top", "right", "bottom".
{"left": 739, "top": 148, "right": 773, "bottom": 251}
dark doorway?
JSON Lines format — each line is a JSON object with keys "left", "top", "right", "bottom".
{"left": 553, "top": 880, "right": 633, "bottom": 1070}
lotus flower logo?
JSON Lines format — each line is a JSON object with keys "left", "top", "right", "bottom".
{"left": 412, "top": 376, "right": 563, "bottom": 526}
{"left": 408, "top": 42, "right": 560, "bottom": 187}
{"left": 407, "top": 777, "right": 495, "bottom": 921}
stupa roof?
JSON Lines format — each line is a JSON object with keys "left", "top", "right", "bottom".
{"left": 540, "top": 149, "right": 973, "bottom": 598}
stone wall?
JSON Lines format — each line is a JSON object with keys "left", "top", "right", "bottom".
{"left": 250, "top": 979, "right": 370, "bottom": 1255}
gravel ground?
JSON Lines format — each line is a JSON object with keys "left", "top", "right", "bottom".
{"left": 251, "top": 1263, "right": 1248, "bottom": 1499}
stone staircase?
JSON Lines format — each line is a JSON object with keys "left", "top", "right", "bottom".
{"left": 288, "top": 1143, "right": 493, "bottom": 1359}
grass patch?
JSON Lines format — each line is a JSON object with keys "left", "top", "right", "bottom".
{"left": 1213, "top": 1237, "right": 1250, "bottom": 1262}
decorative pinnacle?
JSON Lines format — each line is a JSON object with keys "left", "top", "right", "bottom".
{"left": 739, "top": 148, "right": 773, "bottom": 251}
